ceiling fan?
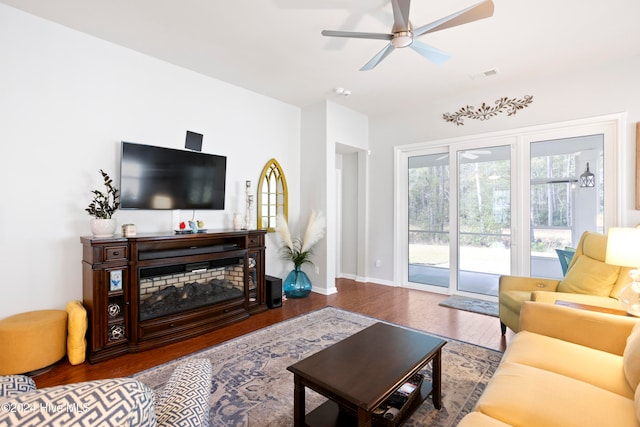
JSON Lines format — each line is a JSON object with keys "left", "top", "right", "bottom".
{"left": 321, "top": 0, "right": 494, "bottom": 71}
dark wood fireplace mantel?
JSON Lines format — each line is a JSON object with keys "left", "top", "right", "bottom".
{"left": 81, "top": 229, "right": 266, "bottom": 363}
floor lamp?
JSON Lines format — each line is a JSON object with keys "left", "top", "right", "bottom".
{"left": 606, "top": 227, "right": 640, "bottom": 316}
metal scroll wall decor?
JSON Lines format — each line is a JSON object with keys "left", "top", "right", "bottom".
{"left": 443, "top": 95, "right": 534, "bottom": 126}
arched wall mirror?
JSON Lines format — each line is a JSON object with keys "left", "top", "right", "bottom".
{"left": 257, "top": 158, "right": 288, "bottom": 232}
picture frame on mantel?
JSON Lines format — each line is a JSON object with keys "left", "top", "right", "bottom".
{"left": 637, "top": 122, "right": 640, "bottom": 210}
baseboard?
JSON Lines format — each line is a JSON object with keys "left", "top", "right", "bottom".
{"left": 335, "top": 275, "right": 397, "bottom": 287}
{"left": 310, "top": 285, "right": 338, "bottom": 296}
{"left": 359, "top": 277, "right": 398, "bottom": 287}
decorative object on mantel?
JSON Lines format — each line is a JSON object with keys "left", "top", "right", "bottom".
{"left": 275, "top": 211, "right": 326, "bottom": 298}
{"left": 176, "top": 217, "right": 205, "bottom": 234}
{"left": 442, "top": 95, "right": 534, "bottom": 126}
{"left": 86, "top": 169, "right": 120, "bottom": 237}
{"left": 242, "top": 180, "right": 254, "bottom": 230}
{"left": 233, "top": 212, "right": 243, "bottom": 230}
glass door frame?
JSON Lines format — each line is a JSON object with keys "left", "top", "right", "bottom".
{"left": 394, "top": 114, "right": 624, "bottom": 298}
{"left": 453, "top": 139, "right": 515, "bottom": 299}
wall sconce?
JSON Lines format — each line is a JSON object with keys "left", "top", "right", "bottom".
{"left": 580, "top": 162, "right": 595, "bottom": 188}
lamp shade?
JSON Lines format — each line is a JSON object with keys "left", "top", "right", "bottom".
{"left": 605, "top": 228, "right": 640, "bottom": 268}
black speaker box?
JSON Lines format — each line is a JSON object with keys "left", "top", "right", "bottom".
{"left": 185, "top": 130, "right": 203, "bottom": 151}
{"left": 265, "top": 275, "right": 282, "bottom": 309}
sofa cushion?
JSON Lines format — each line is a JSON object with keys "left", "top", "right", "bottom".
{"left": 500, "top": 290, "right": 532, "bottom": 312}
{"left": 0, "top": 378, "right": 156, "bottom": 426}
{"left": 457, "top": 412, "right": 513, "bottom": 427}
{"left": 503, "top": 331, "right": 632, "bottom": 398}
{"left": 0, "top": 375, "right": 36, "bottom": 399}
{"left": 65, "top": 300, "right": 87, "bottom": 365}
{"left": 557, "top": 255, "right": 620, "bottom": 296}
{"left": 580, "top": 231, "right": 608, "bottom": 261}
{"left": 475, "top": 361, "right": 638, "bottom": 427}
{"left": 156, "top": 359, "right": 212, "bottom": 427}
{"left": 624, "top": 320, "right": 640, "bottom": 390}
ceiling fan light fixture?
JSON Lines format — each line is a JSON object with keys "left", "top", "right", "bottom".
{"left": 391, "top": 32, "right": 413, "bottom": 48}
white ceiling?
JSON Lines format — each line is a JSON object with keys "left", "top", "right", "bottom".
{"left": 2, "top": 0, "right": 640, "bottom": 120}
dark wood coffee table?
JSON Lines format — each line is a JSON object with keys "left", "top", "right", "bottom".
{"left": 287, "top": 322, "right": 446, "bottom": 427}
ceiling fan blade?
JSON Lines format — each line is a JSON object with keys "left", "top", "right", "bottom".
{"left": 321, "top": 30, "right": 392, "bottom": 41}
{"left": 409, "top": 40, "right": 451, "bottom": 65}
{"left": 391, "top": 0, "right": 411, "bottom": 31}
{"left": 413, "top": 0, "right": 494, "bottom": 37}
{"left": 360, "top": 43, "right": 396, "bottom": 71}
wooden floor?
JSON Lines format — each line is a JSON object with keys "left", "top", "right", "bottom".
{"left": 33, "top": 279, "right": 514, "bottom": 388}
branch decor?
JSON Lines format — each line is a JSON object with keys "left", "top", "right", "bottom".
{"left": 443, "top": 95, "right": 533, "bottom": 126}
{"left": 275, "top": 211, "right": 326, "bottom": 269}
{"left": 275, "top": 211, "right": 326, "bottom": 298}
{"left": 86, "top": 169, "right": 120, "bottom": 219}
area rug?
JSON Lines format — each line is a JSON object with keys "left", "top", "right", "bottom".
{"left": 132, "top": 307, "right": 502, "bottom": 426}
{"left": 439, "top": 295, "right": 499, "bottom": 317}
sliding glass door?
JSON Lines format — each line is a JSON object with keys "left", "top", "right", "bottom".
{"left": 529, "top": 135, "right": 604, "bottom": 278}
{"left": 399, "top": 114, "right": 620, "bottom": 299}
{"left": 406, "top": 145, "right": 512, "bottom": 297}
{"left": 408, "top": 152, "right": 450, "bottom": 288}
{"left": 457, "top": 146, "right": 511, "bottom": 297}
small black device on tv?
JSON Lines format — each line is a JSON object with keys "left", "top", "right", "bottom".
{"left": 119, "top": 141, "right": 226, "bottom": 210}
{"left": 185, "top": 131, "right": 203, "bottom": 152}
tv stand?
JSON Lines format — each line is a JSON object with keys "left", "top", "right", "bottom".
{"left": 81, "top": 229, "right": 267, "bottom": 363}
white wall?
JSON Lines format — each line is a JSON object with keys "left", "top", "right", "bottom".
{"left": 328, "top": 103, "right": 369, "bottom": 284}
{"left": 367, "top": 55, "right": 640, "bottom": 284}
{"left": 300, "top": 102, "right": 330, "bottom": 293}
{"left": 0, "top": 4, "right": 301, "bottom": 317}
{"left": 299, "top": 101, "right": 368, "bottom": 294}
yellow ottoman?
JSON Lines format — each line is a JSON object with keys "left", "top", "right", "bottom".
{"left": 0, "top": 310, "right": 67, "bottom": 375}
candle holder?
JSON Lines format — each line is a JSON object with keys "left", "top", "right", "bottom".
{"left": 243, "top": 181, "right": 253, "bottom": 230}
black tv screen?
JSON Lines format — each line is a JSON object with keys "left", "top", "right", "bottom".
{"left": 120, "top": 142, "right": 226, "bottom": 210}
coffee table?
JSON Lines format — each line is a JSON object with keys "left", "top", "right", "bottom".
{"left": 287, "top": 322, "right": 446, "bottom": 427}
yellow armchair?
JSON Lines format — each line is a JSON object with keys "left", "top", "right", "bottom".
{"left": 499, "top": 231, "right": 631, "bottom": 334}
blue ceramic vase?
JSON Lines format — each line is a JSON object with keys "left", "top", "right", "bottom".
{"left": 283, "top": 266, "right": 312, "bottom": 298}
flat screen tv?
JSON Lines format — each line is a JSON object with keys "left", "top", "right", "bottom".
{"left": 119, "top": 142, "right": 226, "bottom": 210}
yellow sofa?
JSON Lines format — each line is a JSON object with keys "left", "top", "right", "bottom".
{"left": 499, "top": 231, "right": 631, "bottom": 333}
{"left": 458, "top": 301, "right": 640, "bottom": 427}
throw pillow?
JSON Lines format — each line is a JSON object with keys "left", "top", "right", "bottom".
{"left": 0, "top": 375, "right": 36, "bottom": 398}
{"left": 625, "top": 321, "right": 640, "bottom": 390}
{"left": 65, "top": 300, "right": 87, "bottom": 365}
{"left": 557, "top": 255, "right": 620, "bottom": 296}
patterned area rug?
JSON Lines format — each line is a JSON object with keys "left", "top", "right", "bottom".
{"left": 438, "top": 296, "right": 499, "bottom": 317}
{"left": 132, "top": 307, "right": 502, "bottom": 426}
